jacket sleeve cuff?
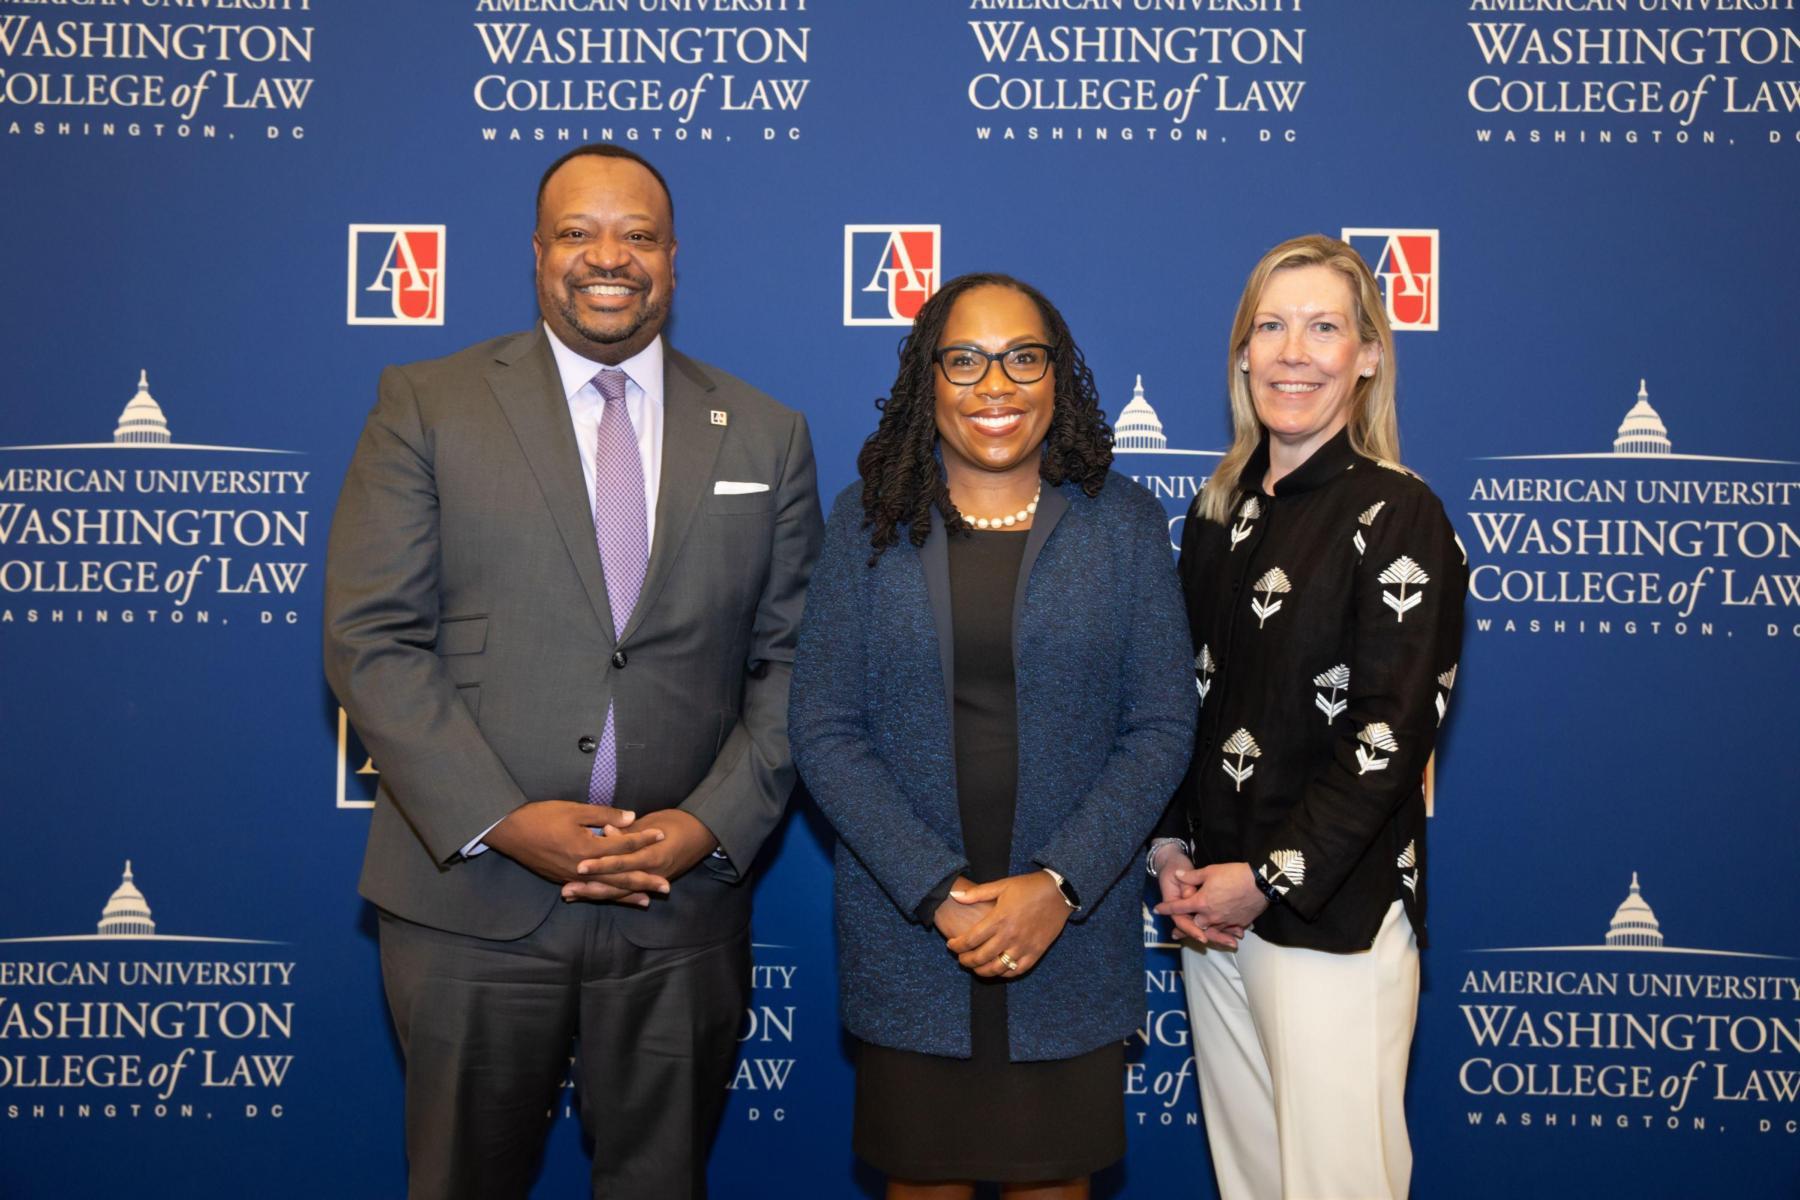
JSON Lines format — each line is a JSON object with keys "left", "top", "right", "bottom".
{"left": 913, "top": 870, "right": 961, "bottom": 925}
{"left": 1250, "top": 846, "right": 1319, "bottom": 919}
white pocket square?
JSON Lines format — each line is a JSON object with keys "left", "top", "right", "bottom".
{"left": 713, "top": 481, "right": 770, "bottom": 495}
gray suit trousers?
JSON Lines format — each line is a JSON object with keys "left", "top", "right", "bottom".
{"left": 379, "top": 905, "right": 749, "bottom": 1200}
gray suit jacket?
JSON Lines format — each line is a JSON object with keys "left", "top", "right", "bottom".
{"left": 323, "top": 328, "right": 822, "bottom": 946}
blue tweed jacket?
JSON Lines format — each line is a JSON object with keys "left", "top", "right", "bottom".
{"left": 790, "top": 473, "right": 1196, "bottom": 1061}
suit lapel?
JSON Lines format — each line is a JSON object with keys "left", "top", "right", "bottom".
{"left": 1014, "top": 484, "right": 1069, "bottom": 630}
{"left": 486, "top": 330, "right": 616, "bottom": 638}
{"left": 921, "top": 507, "right": 956, "bottom": 740}
{"left": 618, "top": 348, "right": 726, "bottom": 644}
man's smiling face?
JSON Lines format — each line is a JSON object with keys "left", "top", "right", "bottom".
{"left": 533, "top": 155, "right": 676, "bottom": 365}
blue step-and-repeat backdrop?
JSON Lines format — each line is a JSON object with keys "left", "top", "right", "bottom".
{"left": 3, "top": 1, "right": 1798, "bottom": 1195}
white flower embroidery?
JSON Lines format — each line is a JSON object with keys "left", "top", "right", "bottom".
{"left": 1230, "top": 496, "right": 1262, "bottom": 551}
{"left": 1313, "top": 663, "right": 1350, "bottom": 722}
{"left": 1220, "top": 727, "right": 1262, "bottom": 791}
{"left": 1378, "top": 556, "right": 1429, "bottom": 622}
{"left": 1397, "top": 839, "right": 1419, "bottom": 896}
{"left": 1355, "top": 721, "right": 1399, "bottom": 775}
{"left": 1353, "top": 501, "right": 1385, "bottom": 558}
{"left": 1195, "top": 645, "right": 1217, "bottom": 705}
{"left": 1260, "top": 849, "right": 1307, "bottom": 896}
{"left": 1251, "top": 567, "right": 1291, "bottom": 628}
{"left": 1435, "top": 664, "right": 1459, "bottom": 726}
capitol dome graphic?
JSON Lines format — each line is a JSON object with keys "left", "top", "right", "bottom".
{"left": 96, "top": 859, "right": 156, "bottom": 937}
{"left": 1474, "top": 865, "right": 1788, "bottom": 960}
{"left": 1611, "top": 379, "right": 1671, "bottom": 456}
{"left": 1142, "top": 903, "right": 1179, "bottom": 950}
{"left": 1108, "top": 375, "right": 1218, "bottom": 458}
{"left": 1603, "top": 872, "right": 1663, "bottom": 948}
{"left": 112, "top": 369, "right": 173, "bottom": 446}
{"left": 1479, "top": 376, "right": 1793, "bottom": 464}
{"left": 0, "top": 858, "right": 279, "bottom": 944}
{"left": 1115, "top": 376, "right": 1169, "bottom": 451}
{"left": 0, "top": 368, "right": 296, "bottom": 454}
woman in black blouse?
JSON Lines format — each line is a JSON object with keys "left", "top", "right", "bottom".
{"left": 1152, "top": 234, "right": 1466, "bottom": 1200}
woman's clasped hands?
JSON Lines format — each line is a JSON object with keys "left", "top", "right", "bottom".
{"left": 1151, "top": 847, "right": 1258, "bottom": 950}
{"left": 936, "top": 872, "right": 1072, "bottom": 979}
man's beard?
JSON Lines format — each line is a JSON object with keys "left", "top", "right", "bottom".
{"left": 553, "top": 285, "right": 669, "bottom": 350}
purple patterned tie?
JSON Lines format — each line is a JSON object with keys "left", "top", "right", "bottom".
{"left": 587, "top": 367, "right": 648, "bottom": 806}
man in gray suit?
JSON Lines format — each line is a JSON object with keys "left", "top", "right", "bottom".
{"left": 324, "top": 143, "right": 822, "bottom": 1199}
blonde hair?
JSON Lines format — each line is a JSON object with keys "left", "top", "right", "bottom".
{"left": 1196, "top": 234, "right": 1402, "bottom": 524}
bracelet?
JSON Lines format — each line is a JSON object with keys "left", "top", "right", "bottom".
{"left": 1042, "top": 867, "right": 1081, "bottom": 911}
{"left": 1146, "top": 838, "right": 1191, "bottom": 878}
{"left": 1250, "top": 864, "right": 1284, "bottom": 906}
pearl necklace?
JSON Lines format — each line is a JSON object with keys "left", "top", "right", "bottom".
{"left": 963, "top": 486, "right": 1040, "bottom": 530}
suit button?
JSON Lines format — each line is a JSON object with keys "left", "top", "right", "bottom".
{"left": 577, "top": 736, "right": 597, "bottom": 753}
{"left": 611, "top": 650, "right": 627, "bottom": 669}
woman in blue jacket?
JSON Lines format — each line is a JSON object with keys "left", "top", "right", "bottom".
{"left": 789, "top": 273, "right": 1196, "bottom": 1199}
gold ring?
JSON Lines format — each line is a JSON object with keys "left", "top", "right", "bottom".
{"left": 999, "top": 952, "right": 1019, "bottom": 973}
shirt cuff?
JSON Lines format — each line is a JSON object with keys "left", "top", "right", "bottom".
{"left": 461, "top": 818, "right": 504, "bottom": 859}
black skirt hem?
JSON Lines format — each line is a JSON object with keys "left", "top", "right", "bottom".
{"left": 851, "top": 1037, "right": 1125, "bottom": 1185}
{"left": 852, "top": 1147, "right": 1125, "bottom": 1186}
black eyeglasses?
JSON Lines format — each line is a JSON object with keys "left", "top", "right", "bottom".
{"left": 933, "top": 343, "right": 1056, "bottom": 386}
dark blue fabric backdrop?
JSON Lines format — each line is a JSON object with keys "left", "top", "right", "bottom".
{"left": 4, "top": 2, "right": 1797, "bottom": 1194}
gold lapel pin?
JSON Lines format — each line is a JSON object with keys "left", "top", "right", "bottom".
{"left": 710, "top": 410, "right": 728, "bottom": 426}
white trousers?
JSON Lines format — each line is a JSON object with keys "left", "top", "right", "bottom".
{"left": 1181, "top": 901, "right": 1419, "bottom": 1200}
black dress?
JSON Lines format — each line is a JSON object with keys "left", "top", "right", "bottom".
{"left": 853, "top": 529, "right": 1124, "bottom": 1183}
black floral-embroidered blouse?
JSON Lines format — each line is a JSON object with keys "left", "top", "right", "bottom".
{"left": 1162, "top": 428, "right": 1467, "bottom": 953}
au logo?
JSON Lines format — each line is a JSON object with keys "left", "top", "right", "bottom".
{"left": 347, "top": 224, "right": 446, "bottom": 326}
{"left": 843, "top": 225, "right": 940, "bottom": 326}
{"left": 1342, "top": 227, "right": 1438, "bottom": 332}
{"left": 335, "top": 707, "right": 380, "bottom": 809}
